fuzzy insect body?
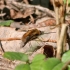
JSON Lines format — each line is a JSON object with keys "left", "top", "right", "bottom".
{"left": 20, "top": 29, "right": 42, "bottom": 47}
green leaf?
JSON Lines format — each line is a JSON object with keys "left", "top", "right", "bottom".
{"left": 64, "top": 0, "right": 70, "bottom": 4}
{"left": 64, "top": 0, "right": 66, "bottom": 4}
{"left": 68, "top": 0, "right": 70, "bottom": 4}
{"left": 68, "top": 65, "right": 70, "bottom": 70}
{"left": 62, "top": 51, "right": 70, "bottom": 63}
{"left": 15, "top": 64, "right": 31, "bottom": 70}
{"left": 53, "top": 63, "right": 64, "bottom": 70}
{"left": 42, "top": 58, "right": 61, "bottom": 70}
{"left": 0, "top": 20, "right": 13, "bottom": 26}
{"left": 32, "top": 54, "right": 46, "bottom": 62}
{"left": 3, "top": 52, "right": 28, "bottom": 62}
{"left": 30, "top": 60, "right": 44, "bottom": 70}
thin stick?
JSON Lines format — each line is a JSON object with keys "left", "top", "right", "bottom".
{"left": 23, "top": 0, "right": 34, "bottom": 23}
{"left": 56, "top": 24, "right": 68, "bottom": 59}
{"left": 0, "top": 40, "right": 5, "bottom": 52}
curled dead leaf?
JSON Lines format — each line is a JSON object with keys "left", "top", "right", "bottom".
{"left": 43, "top": 45, "right": 54, "bottom": 57}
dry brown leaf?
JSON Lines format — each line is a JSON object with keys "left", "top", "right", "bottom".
{"left": 43, "top": 45, "right": 54, "bottom": 57}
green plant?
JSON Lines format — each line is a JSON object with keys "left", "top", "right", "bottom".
{"left": 3, "top": 50, "right": 70, "bottom": 70}
{"left": 64, "top": 0, "right": 70, "bottom": 5}
{"left": 0, "top": 20, "right": 13, "bottom": 26}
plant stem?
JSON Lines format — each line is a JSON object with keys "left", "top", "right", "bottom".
{"left": 56, "top": 24, "right": 68, "bottom": 59}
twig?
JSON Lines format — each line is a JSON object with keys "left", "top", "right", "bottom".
{"left": 23, "top": 0, "right": 34, "bottom": 23}
{"left": 0, "top": 38, "right": 21, "bottom": 41}
{"left": 0, "top": 13, "right": 6, "bottom": 17}
{"left": 11, "top": 1, "right": 55, "bottom": 18}
{"left": 0, "top": 40, "right": 5, "bottom": 52}
{"left": 56, "top": 24, "right": 68, "bottom": 59}
{"left": 52, "top": 0, "right": 68, "bottom": 59}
